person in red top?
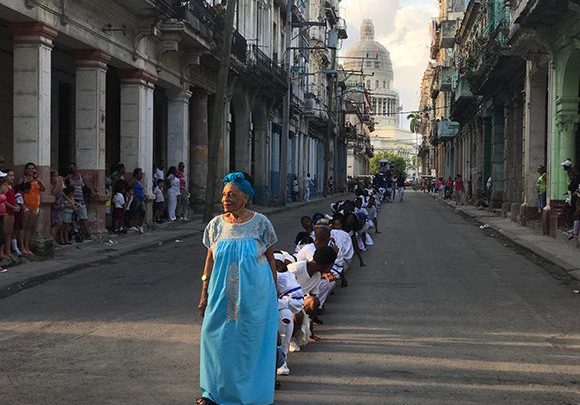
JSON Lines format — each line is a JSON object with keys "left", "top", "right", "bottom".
{"left": 2, "top": 169, "right": 19, "bottom": 263}
{"left": 454, "top": 174, "right": 466, "bottom": 206}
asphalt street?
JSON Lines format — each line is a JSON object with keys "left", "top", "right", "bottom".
{"left": 1, "top": 192, "right": 579, "bottom": 404}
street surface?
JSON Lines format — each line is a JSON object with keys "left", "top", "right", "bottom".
{"left": 1, "top": 192, "right": 579, "bottom": 404}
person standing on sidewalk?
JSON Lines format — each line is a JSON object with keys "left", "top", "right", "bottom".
{"left": 18, "top": 162, "right": 46, "bottom": 255}
{"left": 50, "top": 171, "right": 65, "bottom": 245}
{"left": 536, "top": 165, "right": 547, "bottom": 214}
{"left": 165, "top": 166, "right": 180, "bottom": 222}
{"left": 304, "top": 173, "right": 313, "bottom": 201}
{"left": 454, "top": 174, "right": 466, "bottom": 205}
{"left": 176, "top": 162, "right": 189, "bottom": 220}
{"left": 66, "top": 163, "right": 91, "bottom": 239}
{"left": 1, "top": 170, "right": 18, "bottom": 262}
{"left": 127, "top": 168, "right": 146, "bottom": 234}
{"left": 562, "top": 159, "right": 580, "bottom": 239}
{"left": 396, "top": 173, "right": 405, "bottom": 202}
{"left": 0, "top": 172, "right": 9, "bottom": 265}
{"left": 292, "top": 176, "right": 299, "bottom": 202}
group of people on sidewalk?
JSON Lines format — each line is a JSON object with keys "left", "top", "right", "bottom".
{"left": 0, "top": 162, "right": 48, "bottom": 272}
{"left": 430, "top": 159, "right": 580, "bottom": 240}
{"left": 195, "top": 171, "right": 389, "bottom": 405}
{"left": 434, "top": 174, "right": 466, "bottom": 205}
{"left": 0, "top": 157, "right": 192, "bottom": 273}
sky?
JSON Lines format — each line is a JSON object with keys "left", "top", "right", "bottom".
{"left": 338, "top": 0, "right": 437, "bottom": 129}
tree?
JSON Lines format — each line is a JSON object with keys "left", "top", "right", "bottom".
{"left": 369, "top": 151, "right": 407, "bottom": 175}
{"left": 204, "top": 0, "right": 237, "bottom": 223}
{"left": 407, "top": 112, "right": 422, "bottom": 134}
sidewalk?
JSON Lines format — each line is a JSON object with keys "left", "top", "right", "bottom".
{"left": 432, "top": 195, "right": 580, "bottom": 283}
{"left": 0, "top": 193, "right": 346, "bottom": 299}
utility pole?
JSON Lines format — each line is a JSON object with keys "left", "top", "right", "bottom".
{"left": 280, "top": 0, "right": 293, "bottom": 206}
{"left": 323, "top": 47, "right": 337, "bottom": 197}
{"left": 204, "top": 0, "right": 237, "bottom": 222}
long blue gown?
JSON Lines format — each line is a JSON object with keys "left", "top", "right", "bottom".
{"left": 201, "top": 213, "right": 278, "bottom": 405}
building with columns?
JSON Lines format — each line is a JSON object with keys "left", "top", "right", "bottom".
{"left": 418, "top": 0, "right": 580, "bottom": 238}
{"left": 0, "top": 0, "right": 349, "bottom": 241}
{"left": 343, "top": 19, "right": 416, "bottom": 176}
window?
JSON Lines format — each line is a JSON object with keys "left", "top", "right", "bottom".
{"left": 375, "top": 61, "right": 380, "bottom": 68}
{"left": 366, "top": 80, "right": 371, "bottom": 89}
{"left": 375, "top": 80, "right": 379, "bottom": 88}
{"left": 383, "top": 81, "right": 386, "bottom": 89}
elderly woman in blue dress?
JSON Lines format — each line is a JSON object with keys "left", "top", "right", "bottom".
{"left": 197, "top": 172, "right": 278, "bottom": 405}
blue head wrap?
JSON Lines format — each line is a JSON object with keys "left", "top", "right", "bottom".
{"left": 223, "top": 172, "right": 255, "bottom": 199}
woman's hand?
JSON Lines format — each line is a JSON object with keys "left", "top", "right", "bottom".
{"left": 198, "top": 293, "right": 208, "bottom": 318}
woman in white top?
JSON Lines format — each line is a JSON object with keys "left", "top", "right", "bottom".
{"left": 166, "top": 166, "right": 181, "bottom": 221}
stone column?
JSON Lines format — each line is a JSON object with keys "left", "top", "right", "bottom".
{"left": 253, "top": 119, "right": 270, "bottom": 204}
{"left": 491, "top": 104, "right": 505, "bottom": 207}
{"left": 503, "top": 96, "right": 515, "bottom": 213}
{"left": 520, "top": 62, "right": 548, "bottom": 225}
{"left": 119, "top": 69, "right": 156, "bottom": 206}
{"left": 167, "top": 88, "right": 192, "bottom": 175}
{"left": 190, "top": 89, "right": 209, "bottom": 207}
{"left": 9, "top": 22, "right": 58, "bottom": 242}
{"left": 72, "top": 49, "right": 111, "bottom": 233}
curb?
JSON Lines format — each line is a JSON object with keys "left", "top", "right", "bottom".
{"left": 433, "top": 196, "right": 580, "bottom": 283}
{"left": 0, "top": 228, "right": 200, "bottom": 300}
{"left": 0, "top": 194, "right": 346, "bottom": 300}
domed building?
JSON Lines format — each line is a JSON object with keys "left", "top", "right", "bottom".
{"left": 344, "top": 19, "right": 400, "bottom": 128}
{"left": 343, "top": 19, "right": 416, "bottom": 176}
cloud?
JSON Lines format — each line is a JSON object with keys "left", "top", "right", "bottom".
{"left": 340, "top": 0, "right": 437, "bottom": 125}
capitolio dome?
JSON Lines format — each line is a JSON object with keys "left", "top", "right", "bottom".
{"left": 343, "top": 19, "right": 394, "bottom": 88}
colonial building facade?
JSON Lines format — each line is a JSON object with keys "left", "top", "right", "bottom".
{"left": 0, "top": 0, "right": 348, "bottom": 240}
{"left": 419, "top": 0, "right": 580, "bottom": 237}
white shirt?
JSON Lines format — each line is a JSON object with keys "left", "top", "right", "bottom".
{"left": 112, "top": 192, "right": 125, "bottom": 209}
{"left": 367, "top": 205, "right": 377, "bottom": 220}
{"left": 296, "top": 243, "right": 316, "bottom": 262}
{"left": 167, "top": 175, "right": 181, "bottom": 196}
{"left": 331, "top": 228, "right": 354, "bottom": 263}
{"left": 153, "top": 168, "right": 164, "bottom": 181}
{"left": 296, "top": 231, "right": 352, "bottom": 276}
{"left": 288, "top": 261, "right": 320, "bottom": 296}
{"left": 277, "top": 271, "right": 304, "bottom": 314}
{"left": 153, "top": 186, "right": 165, "bottom": 203}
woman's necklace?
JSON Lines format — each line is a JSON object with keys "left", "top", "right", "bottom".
{"left": 228, "top": 208, "right": 249, "bottom": 224}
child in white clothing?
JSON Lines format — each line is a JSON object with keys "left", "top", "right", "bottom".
{"left": 112, "top": 182, "right": 126, "bottom": 233}
{"left": 153, "top": 179, "right": 165, "bottom": 223}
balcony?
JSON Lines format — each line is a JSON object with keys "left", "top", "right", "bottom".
{"left": 231, "top": 31, "right": 247, "bottom": 63}
{"left": 325, "top": 0, "right": 339, "bottom": 24}
{"left": 172, "top": 0, "right": 247, "bottom": 62}
{"left": 439, "top": 19, "right": 458, "bottom": 48}
{"left": 464, "top": 17, "right": 524, "bottom": 93}
{"left": 304, "top": 93, "right": 322, "bottom": 119}
{"left": 251, "top": 45, "right": 287, "bottom": 86}
{"left": 438, "top": 118, "right": 460, "bottom": 141}
{"left": 174, "top": 0, "right": 219, "bottom": 41}
{"left": 336, "top": 18, "right": 348, "bottom": 40}
{"left": 438, "top": 66, "right": 455, "bottom": 91}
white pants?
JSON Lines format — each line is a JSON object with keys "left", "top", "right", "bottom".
{"left": 304, "top": 188, "right": 310, "bottom": 201}
{"left": 167, "top": 193, "right": 178, "bottom": 220}
{"left": 278, "top": 309, "right": 294, "bottom": 356}
{"left": 318, "top": 279, "right": 336, "bottom": 308}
